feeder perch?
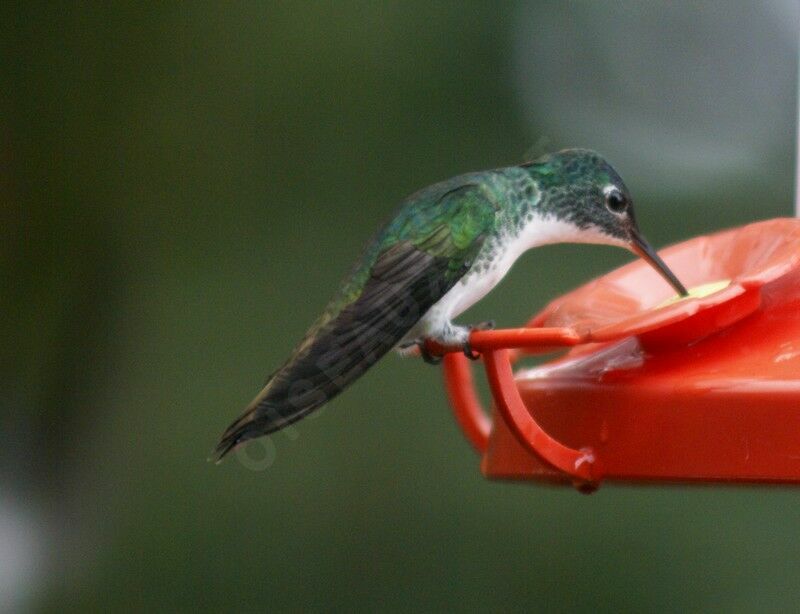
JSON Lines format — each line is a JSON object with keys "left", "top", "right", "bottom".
{"left": 438, "top": 218, "right": 800, "bottom": 491}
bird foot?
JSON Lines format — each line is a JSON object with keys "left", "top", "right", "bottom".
{"left": 460, "top": 320, "right": 494, "bottom": 360}
{"left": 397, "top": 338, "right": 443, "bottom": 365}
{"left": 462, "top": 339, "right": 480, "bottom": 361}
{"left": 403, "top": 320, "right": 495, "bottom": 364}
{"left": 417, "top": 340, "right": 443, "bottom": 365}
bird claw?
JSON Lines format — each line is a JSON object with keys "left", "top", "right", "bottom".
{"left": 411, "top": 320, "right": 495, "bottom": 364}
{"left": 417, "top": 340, "right": 443, "bottom": 365}
{"left": 462, "top": 339, "right": 480, "bottom": 361}
{"left": 459, "top": 320, "right": 494, "bottom": 360}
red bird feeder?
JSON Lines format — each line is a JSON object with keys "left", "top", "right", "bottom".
{"left": 440, "top": 218, "right": 800, "bottom": 491}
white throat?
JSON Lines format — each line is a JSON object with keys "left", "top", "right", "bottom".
{"left": 421, "top": 213, "right": 621, "bottom": 329}
{"left": 507, "top": 212, "right": 623, "bottom": 259}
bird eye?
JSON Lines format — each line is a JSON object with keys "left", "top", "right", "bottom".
{"left": 605, "top": 190, "right": 627, "bottom": 214}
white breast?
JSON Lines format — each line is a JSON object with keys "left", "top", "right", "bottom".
{"left": 414, "top": 214, "right": 600, "bottom": 336}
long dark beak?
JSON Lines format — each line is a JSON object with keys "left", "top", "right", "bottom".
{"left": 629, "top": 228, "right": 688, "bottom": 297}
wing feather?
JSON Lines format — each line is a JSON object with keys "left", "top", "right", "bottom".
{"left": 212, "top": 183, "right": 497, "bottom": 459}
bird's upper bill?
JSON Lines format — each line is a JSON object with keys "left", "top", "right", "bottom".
{"left": 628, "top": 228, "right": 688, "bottom": 297}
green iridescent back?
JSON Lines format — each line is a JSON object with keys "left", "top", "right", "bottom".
{"left": 319, "top": 172, "right": 500, "bottom": 324}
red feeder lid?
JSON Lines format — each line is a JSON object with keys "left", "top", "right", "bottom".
{"left": 441, "top": 218, "right": 800, "bottom": 491}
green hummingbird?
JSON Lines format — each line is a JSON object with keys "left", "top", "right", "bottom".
{"left": 212, "top": 149, "right": 686, "bottom": 461}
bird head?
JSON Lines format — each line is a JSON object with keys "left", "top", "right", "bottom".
{"left": 524, "top": 149, "right": 688, "bottom": 297}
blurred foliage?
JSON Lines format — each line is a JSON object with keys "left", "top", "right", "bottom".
{"left": 2, "top": 2, "right": 797, "bottom": 612}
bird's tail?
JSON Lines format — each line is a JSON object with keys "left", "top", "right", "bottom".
{"left": 210, "top": 323, "right": 403, "bottom": 462}
{"left": 211, "top": 236, "right": 451, "bottom": 461}
{"left": 209, "top": 394, "right": 309, "bottom": 462}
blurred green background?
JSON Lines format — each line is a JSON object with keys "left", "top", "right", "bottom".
{"left": 3, "top": 2, "right": 799, "bottom": 612}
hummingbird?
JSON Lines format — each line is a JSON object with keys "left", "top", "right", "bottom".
{"left": 212, "top": 149, "right": 687, "bottom": 461}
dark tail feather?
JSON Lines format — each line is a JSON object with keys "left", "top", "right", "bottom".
{"left": 210, "top": 323, "right": 398, "bottom": 462}
{"left": 209, "top": 395, "right": 315, "bottom": 463}
{"left": 211, "top": 239, "right": 454, "bottom": 462}
{"left": 209, "top": 430, "right": 241, "bottom": 463}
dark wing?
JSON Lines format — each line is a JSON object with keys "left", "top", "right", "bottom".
{"left": 212, "top": 184, "right": 497, "bottom": 460}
